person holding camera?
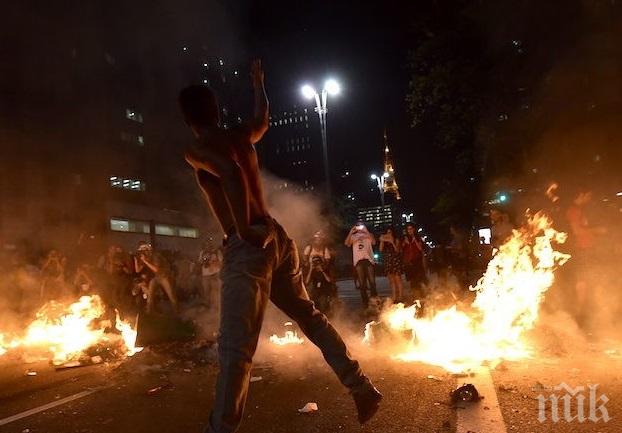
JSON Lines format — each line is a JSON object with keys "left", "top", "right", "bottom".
{"left": 133, "top": 242, "right": 178, "bottom": 314}
{"left": 402, "top": 223, "right": 427, "bottom": 301}
{"left": 344, "top": 222, "right": 377, "bottom": 307}
{"left": 303, "top": 231, "right": 337, "bottom": 316}
{"left": 40, "top": 249, "right": 67, "bottom": 301}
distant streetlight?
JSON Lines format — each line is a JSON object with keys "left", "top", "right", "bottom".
{"left": 300, "top": 78, "right": 341, "bottom": 198}
{"left": 371, "top": 172, "right": 390, "bottom": 206}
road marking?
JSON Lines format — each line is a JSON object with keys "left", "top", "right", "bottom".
{"left": 456, "top": 367, "right": 508, "bottom": 433}
{"left": 0, "top": 386, "right": 105, "bottom": 426}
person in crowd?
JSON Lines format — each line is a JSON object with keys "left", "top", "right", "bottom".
{"left": 402, "top": 224, "right": 427, "bottom": 301}
{"left": 379, "top": 227, "right": 403, "bottom": 303}
{"left": 133, "top": 242, "right": 178, "bottom": 314}
{"left": 344, "top": 222, "right": 377, "bottom": 307}
{"left": 97, "top": 245, "right": 132, "bottom": 312}
{"left": 303, "top": 231, "right": 337, "bottom": 315}
{"left": 565, "top": 187, "right": 606, "bottom": 325}
{"left": 447, "top": 224, "right": 469, "bottom": 288}
{"left": 40, "top": 249, "right": 67, "bottom": 301}
{"left": 490, "top": 209, "right": 513, "bottom": 249}
{"left": 180, "top": 59, "right": 381, "bottom": 432}
{"left": 73, "top": 263, "right": 96, "bottom": 296}
{"left": 199, "top": 239, "right": 223, "bottom": 311}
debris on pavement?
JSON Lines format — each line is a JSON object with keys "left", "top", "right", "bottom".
{"left": 494, "top": 361, "right": 509, "bottom": 371}
{"left": 25, "top": 370, "right": 37, "bottom": 376}
{"left": 498, "top": 384, "right": 517, "bottom": 392}
{"left": 451, "top": 372, "right": 474, "bottom": 378}
{"left": 250, "top": 376, "right": 263, "bottom": 383}
{"left": 298, "top": 402, "right": 318, "bottom": 413}
{"left": 450, "top": 384, "right": 481, "bottom": 403}
{"left": 146, "top": 383, "right": 174, "bottom": 395}
{"left": 54, "top": 360, "right": 83, "bottom": 370}
{"left": 531, "top": 381, "right": 546, "bottom": 392}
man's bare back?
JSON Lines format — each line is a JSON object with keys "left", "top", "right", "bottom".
{"left": 178, "top": 61, "right": 382, "bottom": 432}
{"left": 183, "top": 60, "right": 271, "bottom": 245}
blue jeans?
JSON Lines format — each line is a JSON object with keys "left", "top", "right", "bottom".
{"left": 207, "top": 219, "right": 365, "bottom": 433}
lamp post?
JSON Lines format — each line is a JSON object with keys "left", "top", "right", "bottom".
{"left": 301, "top": 79, "right": 340, "bottom": 199}
{"left": 370, "top": 172, "right": 389, "bottom": 206}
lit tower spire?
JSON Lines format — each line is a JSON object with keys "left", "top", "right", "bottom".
{"left": 382, "top": 129, "right": 401, "bottom": 201}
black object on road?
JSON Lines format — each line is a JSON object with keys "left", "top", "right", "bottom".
{"left": 450, "top": 383, "right": 480, "bottom": 403}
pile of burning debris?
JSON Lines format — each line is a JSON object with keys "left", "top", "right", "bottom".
{"left": 0, "top": 295, "right": 143, "bottom": 367}
{"left": 363, "top": 212, "right": 571, "bottom": 373}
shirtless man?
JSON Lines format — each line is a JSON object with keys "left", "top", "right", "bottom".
{"left": 179, "top": 60, "right": 382, "bottom": 433}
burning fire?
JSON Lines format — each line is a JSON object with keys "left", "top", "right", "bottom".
{"left": 115, "top": 310, "right": 143, "bottom": 357}
{"left": 0, "top": 295, "right": 142, "bottom": 363}
{"left": 270, "top": 322, "right": 304, "bottom": 346}
{"left": 364, "top": 212, "right": 570, "bottom": 372}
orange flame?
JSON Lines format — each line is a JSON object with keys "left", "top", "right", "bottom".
{"left": 115, "top": 311, "right": 143, "bottom": 356}
{"left": 364, "top": 212, "right": 570, "bottom": 372}
{"left": 0, "top": 295, "right": 142, "bottom": 363}
{"left": 270, "top": 322, "right": 304, "bottom": 346}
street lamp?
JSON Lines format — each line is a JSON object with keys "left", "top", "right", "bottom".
{"left": 370, "top": 172, "right": 389, "bottom": 206}
{"left": 301, "top": 78, "right": 341, "bottom": 198}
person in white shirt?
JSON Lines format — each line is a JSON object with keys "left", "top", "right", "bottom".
{"left": 344, "top": 222, "right": 377, "bottom": 307}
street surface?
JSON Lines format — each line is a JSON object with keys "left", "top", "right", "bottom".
{"left": 1, "top": 278, "right": 620, "bottom": 433}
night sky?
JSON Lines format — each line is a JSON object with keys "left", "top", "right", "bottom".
{"left": 246, "top": 1, "right": 428, "bottom": 215}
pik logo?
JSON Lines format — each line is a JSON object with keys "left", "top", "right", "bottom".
{"left": 537, "top": 383, "right": 611, "bottom": 423}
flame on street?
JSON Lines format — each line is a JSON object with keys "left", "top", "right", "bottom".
{"left": 270, "top": 322, "right": 304, "bottom": 346}
{"left": 115, "top": 310, "right": 143, "bottom": 357}
{"left": 364, "top": 212, "right": 570, "bottom": 372}
{"left": 0, "top": 295, "right": 142, "bottom": 364}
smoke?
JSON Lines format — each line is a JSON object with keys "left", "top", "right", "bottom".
{"left": 261, "top": 172, "right": 331, "bottom": 246}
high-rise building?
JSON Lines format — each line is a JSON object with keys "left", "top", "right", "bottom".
{"left": 356, "top": 204, "right": 402, "bottom": 233}
{"left": 0, "top": 2, "right": 245, "bottom": 257}
{"left": 258, "top": 105, "right": 323, "bottom": 193}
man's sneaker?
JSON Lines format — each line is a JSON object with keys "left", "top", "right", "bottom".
{"left": 351, "top": 378, "right": 383, "bottom": 424}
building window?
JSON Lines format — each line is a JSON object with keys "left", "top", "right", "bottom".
{"left": 110, "top": 176, "right": 146, "bottom": 191}
{"left": 109, "top": 219, "right": 198, "bottom": 238}
{"left": 110, "top": 218, "right": 150, "bottom": 234}
{"left": 126, "top": 109, "right": 143, "bottom": 123}
{"left": 155, "top": 224, "right": 199, "bottom": 238}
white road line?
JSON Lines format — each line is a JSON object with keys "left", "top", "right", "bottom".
{"left": 456, "top": 367, "right": 508, "bottom": 433}
{"left": 0, "top": 386, "right": 105, "bottom": 426}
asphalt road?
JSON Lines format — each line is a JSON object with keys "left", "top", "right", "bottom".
{"left": 1, "top": 277, "right": 621, "bottom": 433}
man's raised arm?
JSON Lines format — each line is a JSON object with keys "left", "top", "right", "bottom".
{"left": 247, "top": 59, "right": 269, "bottom": 144}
